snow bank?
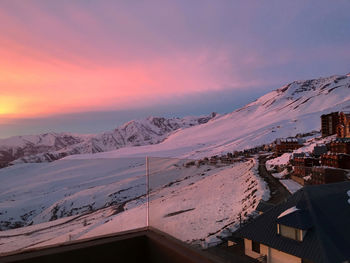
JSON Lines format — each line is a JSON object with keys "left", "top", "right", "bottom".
{"left": 266, "top": 153, "right": 292, "bottom": 171}
{"left": 280, "top": 179, "right": 303, "bottom": 194}
{"left": 272, "top": 169, "right": 289, "bottom": 179}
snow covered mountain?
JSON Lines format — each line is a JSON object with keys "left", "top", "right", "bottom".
{"left": 0, "top": 72, "right": 349, "bottom": 253}
{"left": 70, "top": 73, "right": 350, "bottom": 160}
{"left": 0, "top": 114, "right": 216, "bottom": 166}
{"left": 0, "top": 133, "right": 84, "bottom": 167}
{"left": 4, "top": 73, "right": 350, "bottom": 165}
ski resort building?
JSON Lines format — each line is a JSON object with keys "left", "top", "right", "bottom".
{"left": 309, "top": 167, "right": 346, "bottom": 185}
{"left": 321, "top": 112, "right": 339, "bottom": 137}
{"left": 328, "top": 138, "right": 350, "bottom": 154}
{"left": 312, "top": 144, "right": 328, "bottom": 157}
{"left": 320, "top": 153, "right": 350, "bottom": 169}
{"left": 234, "top": 182, "right": 350, "bottom": 263}
{"left": 291, "top": 157, "right": 319, "bottom": 185}
{"left": 292, "top": 157, "right": 319, "bottom": 174}
{"left": 274, "top": 138, "right": 303, "bottom": 156}
{"left": 336, "top": 112, "right": 350, "bottom": 138}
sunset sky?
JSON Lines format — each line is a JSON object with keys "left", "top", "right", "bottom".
{"left": 1, "top": 0, "right": 350, "bottom": 138}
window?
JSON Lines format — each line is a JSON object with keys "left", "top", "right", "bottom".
{"left": 252, "top": 240, "right": 260, "bottom": 253}
{"left": 278, "top": 224, "right": 303, "bottom": 241}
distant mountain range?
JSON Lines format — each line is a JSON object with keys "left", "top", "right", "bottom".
{"left": 63, "top": 73, "right": 350, "bottom": 160}
{"left": 1, "top": 73, "right": 350, "bottom": 166}
{"left": 0, "top": 114, "right": 216, "bottom": 166}
{"left": 0, "top": 72, "right": 350, "bottom": 241}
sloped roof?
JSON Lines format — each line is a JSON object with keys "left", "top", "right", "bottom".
{"left": 255, "top": 201, "right": 274, "bottom": 213}
{"left": 234, "top": 182, "right": 350, "bottom": 263}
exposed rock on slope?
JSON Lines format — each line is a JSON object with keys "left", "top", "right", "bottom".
{"left": 66, "top": 74, "right": 350, "bottom": 160}
{"left": 1, "top": 114, "right": 216, "bottom": 165}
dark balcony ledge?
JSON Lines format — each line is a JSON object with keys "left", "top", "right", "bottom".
{"left": 0, "top": 227, "right": 226, "bottom": 263}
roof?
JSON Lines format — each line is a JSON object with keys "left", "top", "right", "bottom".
{"left": 334, "top": 138, "right": 350, "bottom": 143}
{"left": 321, "top": 112, "right": 339, "bottom": 117}
{"left": 255, "top": 201, "right": 274, "bottom": 213}
{"left": 276, "top": 207, "right": 313, "bottom": 230}
{"left": 292, "top": 152, "right": 306, "bottom": 158}
{"left": 234, "top": 182, "right": 350, "bottom": 263}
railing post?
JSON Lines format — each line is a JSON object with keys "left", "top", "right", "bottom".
{"left": 146, "top": 156, "right": 150, "bottom": 228}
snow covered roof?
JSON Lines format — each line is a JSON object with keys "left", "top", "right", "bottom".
{"left": 277, "top": 206, "right": 299, "bottom": 219}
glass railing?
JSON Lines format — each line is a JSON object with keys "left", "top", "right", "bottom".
{"left": 0, "top": 157, "right": 147, "bottom": 255}
{"left": 0, "top": 155, "right": 265, "bottom": 255}
{"left": 148, "top": 156, "right": 265, "bottom": 248}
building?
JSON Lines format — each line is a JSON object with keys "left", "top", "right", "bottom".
{"left": 274, "top": 138, "right": 303, "bottom": 156}
{"left": 312, "top": 144, "right": 328, "bottom": 157}
{"left": 328, "top": 138, "right": 350, "bottom": 154}
{"left": 321, "top": 112, "right": 339, "bottom": 137}
{"left": 234, "top": 182, "right": 350, "bottom": 263}
{"left": 336, "top": 112, "right": 350, "bottom": 138}
{"left": 209, "top": 156, "right": 218, "bottom": 165}
{"left": 310, "top": 167, "right": 346, "bottom": 185}
{"left": 291, "top": 152, "right": 306, "bottom": 159}
{"left": 255, "top": 201, "right": 275, "bottom": 215}
{"left": 291, "top": 157, "right": 319, "bottom": 185}
{"left": 321, "top": 153, "right": 350, "bottom": 169}
{"left": 219, "top": 156, "right": 234, "bottom": 164}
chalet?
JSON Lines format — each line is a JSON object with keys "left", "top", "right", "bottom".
{"left": 309, "top": 167, "right": 346, "bottom": 185}
{"left": 321, "top": 112, "right": 339, "bottom": 137}
{"left": 321, "top": 153, "right": 350, "bottom": 169}
{"left": 336, "top": 112, "right": 350, "bottom": 138}
{"left": 233, "top": 182, "right": 350, "bottom": 263}
{"left": 274, "top": 138, "right": 304, "bottom": 156}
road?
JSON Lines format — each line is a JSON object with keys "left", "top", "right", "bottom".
{"left": 258, "top": 155, "right": 291, "bottom": 204}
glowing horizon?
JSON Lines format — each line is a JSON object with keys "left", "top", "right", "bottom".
{"left": 0, "top": 0, "right": 350, "bottom": 136}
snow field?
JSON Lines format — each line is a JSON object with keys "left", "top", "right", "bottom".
{"left": 0, "top": 158, "right": 269, "bottom": 253}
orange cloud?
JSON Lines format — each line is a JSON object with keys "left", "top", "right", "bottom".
{"left": 0, "top": 44, "right": 238, "bottom": 118}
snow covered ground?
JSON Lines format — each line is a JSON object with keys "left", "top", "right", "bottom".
{"left": 3, "top": 74, "right": 350, "bottom": 166}
{"left": 271, "top": 169, "right": 289, "bottom": 179}
{"left": 1, "top": 73, "right": 350, "bottom": 256}
{"left": 0, "top": 158, "right": 146, "bottom": 230}
{"left": 148, "top": 158, "right": 269, "bottom": 246}
{"left": 279, "top": 179, "right": 303, "bottom": 194}
{"left": 0, "top": 158, "right": 269, "bottom": 254}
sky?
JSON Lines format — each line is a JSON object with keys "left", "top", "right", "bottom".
{"left": 1, "top": 0, "right": 350, "bottom": 138}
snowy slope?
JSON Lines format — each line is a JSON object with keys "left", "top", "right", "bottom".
{"left": 1, "top": 114, "right": 215, "bottom": 166}
{"left": 1, "top": 73, "right": 350, "bottom": 254}
{"left": 0, "top": 158, "right": 146, "bottom": 230}
{"left": 4, "top": 74, "right": 350, "bottom": 165}
{"left": 0, "top": 158, "right": 268, "bottom": 253}
{"left": 66, "top": 74, "right": 350, "bottom": 160}
{"left": 0, "top": 133, "right": 84, "bottom": 166}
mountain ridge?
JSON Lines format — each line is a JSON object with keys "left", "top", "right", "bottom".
{"left": 64, "top": 73, "right": 350, "bottom": 160}
{"left": 0, "top": 114, "right": 216, "bottom": 166}
{"left": 2, "top": 73, "right": 350, "bottom": 165}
